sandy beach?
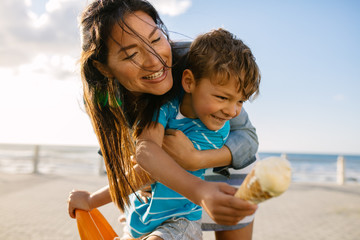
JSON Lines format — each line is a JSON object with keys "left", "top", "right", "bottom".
{"left": 0, "top": 172, "right": 359, "bottom": 240}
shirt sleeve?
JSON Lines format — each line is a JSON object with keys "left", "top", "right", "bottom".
{"left": 153, "top": 98, "right": 179, "bottom": 129}
{"left": 225, "top": 107, "right": 259, "bottom": 169}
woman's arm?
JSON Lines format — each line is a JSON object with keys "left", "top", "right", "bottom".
{"left": 227, "top": 107, "right": 258, "bottom": 169}
{"left": 136, "top": 123, "right": 257, "bottom": 225}
{"left": 162, "top": 108, "right": 258, "bottom": 171}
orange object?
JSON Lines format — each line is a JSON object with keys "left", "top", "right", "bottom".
{"left": 76, "top": 208, "right": 118, "bottom": 240}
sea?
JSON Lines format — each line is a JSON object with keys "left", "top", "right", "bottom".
{"left": 0, "top": 144, "right": 359, "bottom": 184}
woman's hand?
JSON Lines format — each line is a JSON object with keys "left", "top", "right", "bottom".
{"left": 67, "top": 190, "right": 91, "bottom": 218}
{"left": 163, "top": 129, "right": 202, "bottom": 171}
{"left": 196, "top": 181, "right": 258, "bottom": 225}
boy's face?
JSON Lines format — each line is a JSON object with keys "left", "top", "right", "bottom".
{"left": 190, "top": 77, "right": 245, "bottom": 131}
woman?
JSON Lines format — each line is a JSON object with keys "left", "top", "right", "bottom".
{"left": 69, "top": 0, "right": 258, "bottom": 239}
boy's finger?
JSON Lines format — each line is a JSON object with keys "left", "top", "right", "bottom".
{"left": 164, "top": 129, "right": 176, "bottom": 135}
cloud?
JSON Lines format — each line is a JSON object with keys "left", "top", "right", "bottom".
{"left": 148, "top": 0, "right": 192, "bottom": 16}
{"left": 0, "top": 0, "right": 85, "bottom": 68}
{"left": 17, "top": 54, "right": 78, "bottom": 80}
{"left": 0, "top": 0, "right": 191, "bottom": 81}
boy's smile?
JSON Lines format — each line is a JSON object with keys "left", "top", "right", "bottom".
{"left": 181, "top": 71, "right": 245, "bottom": 131}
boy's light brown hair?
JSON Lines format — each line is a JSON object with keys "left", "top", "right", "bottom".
{"left": 186, "top": 28, "right": 261, "bottom": 101}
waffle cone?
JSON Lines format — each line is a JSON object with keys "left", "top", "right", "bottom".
{"left": 235, "top": 168, "right": 272, "bottom": 204}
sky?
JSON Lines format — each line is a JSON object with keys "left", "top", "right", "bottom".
{"left": 0, "top": 0, "right": 359, "bottom": 155}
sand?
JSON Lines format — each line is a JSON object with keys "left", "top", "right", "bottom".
{"left": 0, "top": 173, "right": 359, "bottom": 240}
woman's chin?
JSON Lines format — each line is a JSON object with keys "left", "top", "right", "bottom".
{"left": 153, "top": 84, "right": 172, "bottom": 95}
{"left": 149, "top": 77, "right": 173, "bottom": 95}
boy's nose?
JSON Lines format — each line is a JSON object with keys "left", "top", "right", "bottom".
{"left": 223, "top": 104, "right": 241, "bottom": 118}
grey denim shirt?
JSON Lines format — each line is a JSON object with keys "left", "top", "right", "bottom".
{"left": 211, "top": 107, "right": 258, "bottom": 177}
{"left": 226, "top": 107, "right": 258, "bottom": 169}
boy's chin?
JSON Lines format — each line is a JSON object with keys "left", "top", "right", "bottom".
{"left": 205, "top": 123, "right": 225, "bottom": 131}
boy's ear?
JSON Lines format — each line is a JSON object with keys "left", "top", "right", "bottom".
{"left": 93, "top": 60, "right": 114, "bottom": 79}
{"left": 182, "top": 69, "right": 196, "bottom": 93}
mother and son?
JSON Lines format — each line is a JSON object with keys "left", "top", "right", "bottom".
{"left": 68, "top": 0, "right": 261, "bottom": 239}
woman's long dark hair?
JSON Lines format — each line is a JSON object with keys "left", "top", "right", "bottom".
{"left": 79, "top": 0, "right": 181, "bottom": 210}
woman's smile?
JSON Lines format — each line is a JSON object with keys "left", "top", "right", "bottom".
{"left": 142, "top": 67, "right": 168, "bottom": 82}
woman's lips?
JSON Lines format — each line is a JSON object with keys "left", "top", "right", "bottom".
{"left": 142, "top": 68, "right": 166, "bottom": 82}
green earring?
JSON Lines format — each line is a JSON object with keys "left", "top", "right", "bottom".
{"left": 96, "top": 91, "right": 109, "bottom": 107}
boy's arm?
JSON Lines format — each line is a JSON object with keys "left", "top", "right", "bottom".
{"left": 162, "top": 129, "right": 232, "bottom": 171}
{"left": 68, "top": 185, "right": 112, "bottom": 218}
{"left": 162, "top": 108, "right": 258, "bottom": 171}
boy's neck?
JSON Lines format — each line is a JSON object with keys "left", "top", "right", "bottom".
{"left": 180, "top": 93, "right": 197, "bottom": 119}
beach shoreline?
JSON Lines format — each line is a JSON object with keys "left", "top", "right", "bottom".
{"left": 1, "top": 144, "right": 359, "bottom": 184}
{"left": 1, "top": 172, "right": 359, "bottom": 240}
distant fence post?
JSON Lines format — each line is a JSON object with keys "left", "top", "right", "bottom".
{"left": 98, "top": 155, "right": 105, "bottom": 176}
{"left": 337, "top": 155, "right": 345, "bottom": 185}
{"left": 32, "top": 145, "right": 40, "bottom": 174}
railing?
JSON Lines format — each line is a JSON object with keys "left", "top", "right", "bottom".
{"left": 0, "top": 144, "right": 350, "bottom": 184}
{"left": 336, "top": 155, "right": 345, "bottom": 185}
{"left": 30, "top": 144, "right": 106, "bottom": 176}
{"left": 0, "top": 144, "right": 105, "bottom": 176}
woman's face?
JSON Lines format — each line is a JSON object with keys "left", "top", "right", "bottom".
{"left": 103, "top": 11, "right": 173, "bottom": 96}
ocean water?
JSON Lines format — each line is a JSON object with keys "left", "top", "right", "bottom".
{"left": 0, "top": 144, "right": 359, "bottom": 183}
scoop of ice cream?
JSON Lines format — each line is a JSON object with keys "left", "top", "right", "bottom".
{"left": 254, "top": 157, "right": 292, "bottom": 196}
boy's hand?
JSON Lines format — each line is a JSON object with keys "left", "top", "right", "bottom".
{"left": 163, "top": 129, "right": 201, "bottom": 171}
{"left": 67, "top": 190, "right": 91, "bottom": 218}
{"left": 138, "top": 185, "right": 152, "bottom": 203}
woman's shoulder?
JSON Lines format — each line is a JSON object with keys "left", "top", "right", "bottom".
{"left": 171, "top": 41, "right": 191, "bottom": 57}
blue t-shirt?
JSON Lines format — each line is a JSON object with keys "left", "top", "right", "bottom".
{"left": 125, "top": 96, "right": 230, "bottom": 238}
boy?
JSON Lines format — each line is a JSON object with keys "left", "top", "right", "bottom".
{"left": 123, "top": 28, "right": 261, "bottom": 239}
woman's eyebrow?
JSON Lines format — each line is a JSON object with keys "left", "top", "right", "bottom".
{"left": 118, "top": 44, "right": 137, "bottom": 53}
{"left": 118, "top": 27, "right": 158, "bottom": 53}
{"left": 148, "top": 26, "right": 158, "bottom": 39}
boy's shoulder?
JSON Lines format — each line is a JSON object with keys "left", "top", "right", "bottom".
{"left": 159, "top": 90, "right": 184, "bottom": 115}
{"left": 216, "top": 121, "right": 231, "bottom": 139}
{"left": 160, "top": 96, "right": 181, "bottom": 114}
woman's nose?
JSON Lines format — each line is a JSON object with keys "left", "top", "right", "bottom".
{"left": 142, "top": 50, "right": 160, "bottom": 68}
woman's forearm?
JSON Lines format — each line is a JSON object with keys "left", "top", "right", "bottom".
{"left": 136, "top": 139, "right": 204, "bottom": 205}
{"left": 136, "top": 138, "right": 258, "bottom": 226}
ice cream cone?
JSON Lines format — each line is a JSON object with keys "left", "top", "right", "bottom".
{"left": 235, "top": 157, "right": 291, "bottom": 204}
